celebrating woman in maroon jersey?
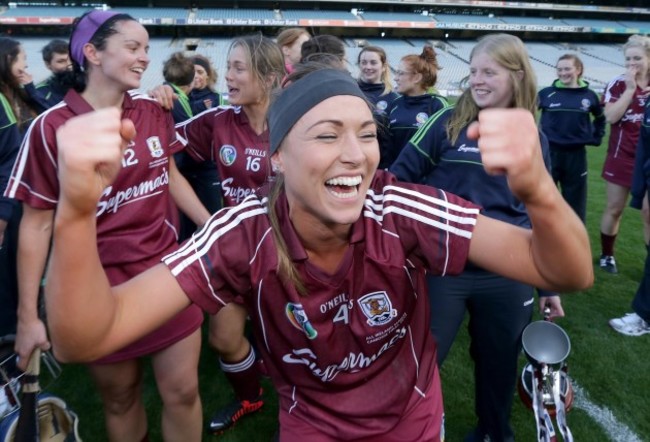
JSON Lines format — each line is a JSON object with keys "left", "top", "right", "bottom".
{"left": 7, "top": 11, "right": 209, "bottom": 441}
{"left": 45, "top": 67, "right": 593, "bottom": 442}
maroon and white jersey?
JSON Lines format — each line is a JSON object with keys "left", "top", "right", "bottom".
{"left": 7, "top": 90, "right": 184, "bottom": 278}
{"left": 164, "top": 170, "right": 479, "bottom": 438}
{"left": 175, "top": 106, "right": 271, "bottom": 207}
{"left": 603, "top": 76, "right": 650, "bottom": 161}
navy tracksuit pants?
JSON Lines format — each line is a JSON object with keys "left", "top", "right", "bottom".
{"left": 428, "top": 269, "right": 534, "bottom": 442}
{"left": 550, "top": 146, "right": 588, "bottom": 224}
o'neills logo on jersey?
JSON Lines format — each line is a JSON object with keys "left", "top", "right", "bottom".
{"left": 282, "top": 327, "right": 407, "bottom": 382}
{"left": 286, "top": 303, "right": 318, "bottom": 339}
{"left": 96, "top": 167, "right": 169, "bottom": 216}
{"left": 357, "top": 292, "right": 398, "bottom": 326}
{"left": 219, "top": 144, "right": 237, "bottom": 166}
{"left": 147, "top": 136, "right": 164, "bottom": 158}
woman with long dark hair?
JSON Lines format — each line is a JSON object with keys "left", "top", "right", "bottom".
{"left": 0, "top": 37, "right": 40, "bottom": 337}
{"left": 7, "top": 11, "right": 208, "bottom": 441}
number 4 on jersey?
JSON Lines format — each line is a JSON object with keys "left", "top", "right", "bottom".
{"left": 333, "top": 301, "right": 354, "bottom": 325}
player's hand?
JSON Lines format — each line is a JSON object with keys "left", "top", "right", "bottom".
{"left": 539, "top": 295, "right": 565, "bottom": 320}
{"left": 56, "top": 108, "right": 136, "bottom": 216}
{"left": 148, "top": 84, "right": 176, "bottom": 110}
{"left": 624, "top": 66, "right": 639, "bottom": 91}
{"left": 15, "top": 318, "right": 50, "bottom": 371}
{"left": 467, "top": 109, "right": 549, "bottom": 205}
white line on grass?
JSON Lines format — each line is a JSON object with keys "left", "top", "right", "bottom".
{"left": 572, "top": 380, "right": 643, "bottom": 442}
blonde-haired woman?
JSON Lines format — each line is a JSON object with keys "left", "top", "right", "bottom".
{"left": 391, "top": 33, "right": 565, "bottom": 442}
{"left": 599, "top": 34, "right": 650, "bottom": 274}
{"left": 380, "top": 45, "right": 447, "bottom": 169}
{"left": 174, "top": 34, "right": 286, "bottom": 433}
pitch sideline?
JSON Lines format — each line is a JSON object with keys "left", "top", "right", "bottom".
{"left": 572, "top": 380, "right": 643, "bottom": 442}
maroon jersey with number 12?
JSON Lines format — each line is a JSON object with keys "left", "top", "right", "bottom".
{"left": 7, "top": 90, "right": 203, "bottom": 362}
{"left": 164, "top": 170, "right": 480, "bottom": 439}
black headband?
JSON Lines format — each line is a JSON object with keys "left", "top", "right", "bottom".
{"left": 268, "top": 69, "right": 368, "bottom": 154}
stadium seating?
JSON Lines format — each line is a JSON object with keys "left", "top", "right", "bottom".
{"left": 14, "top": 32, "right": 625, "bottom": 97}
{"left": 3, "top": 2, "right": 635, "bottom": 97}
{"left": 499, "top": 16, "right": 558, "bottom": 25}
{"left": 121, "top": 7, "right": 189, "bottom": 20}
{"left": 281, "top": 10, "right": 356, "bottom": 21}
{"left": 360, "top": 11, "right": 433, "bottom": 22}
{"left": 433, "top": 13, "right": 503, "bottom": 24}
{"left": 0, "top": 6, "right": 91, "bottom": 17}
{"left": 194, "top": 8, "right": 276, "bottom": 20}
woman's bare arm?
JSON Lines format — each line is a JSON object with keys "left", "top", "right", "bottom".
{"left": 169, "top": 156, "right": 211, "bottom": 226}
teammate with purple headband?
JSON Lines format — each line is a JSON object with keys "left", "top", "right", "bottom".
{"left": 45, "top": 67, "right": 592, "bottom": 441}
{"left": 6, "top": 10, "right": 208, "bottom": 441}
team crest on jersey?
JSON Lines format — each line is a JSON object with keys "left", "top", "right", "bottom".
{"left": 580, "top": 98, "right": 591, "bottom": 111}
{"left": 415, "top": 112, "right": 429, "bottom": 126}
{"left": 376, "top": 100, "right": 388, "bottom": 112}
{"left": 146, "top": 136, "right": 164, "bottom": 158}
{"left": 219, "top": 145, "right": 237, "bottom": 166}
{"left": 286, "top": 303, "right": 318, "bottom": 339}
{"left": 357, "top": 292, "right": 398, "bottom": 326}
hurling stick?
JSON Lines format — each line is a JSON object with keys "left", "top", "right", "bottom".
{"left": 14, "top": 348, "right": 41, "bottom": 442}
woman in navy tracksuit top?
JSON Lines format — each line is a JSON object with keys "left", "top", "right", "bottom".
{"left": 379, "top": 45, "right": 447, "bottom": 170}
{"left": 390, "top": 34, "right": 564, "bottom": 442}
{"left": 189, "top": 54, "right": 226, "bottom": 114}
{"left": 357, "top": 45, "right": 399, "bottom": 117}
{"left": 538, "top": 54, "right": 606, "bottom": 223}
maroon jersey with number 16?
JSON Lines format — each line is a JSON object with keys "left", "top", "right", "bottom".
{"left": 176, "top": 106, "right": 272, "bottom": 207}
